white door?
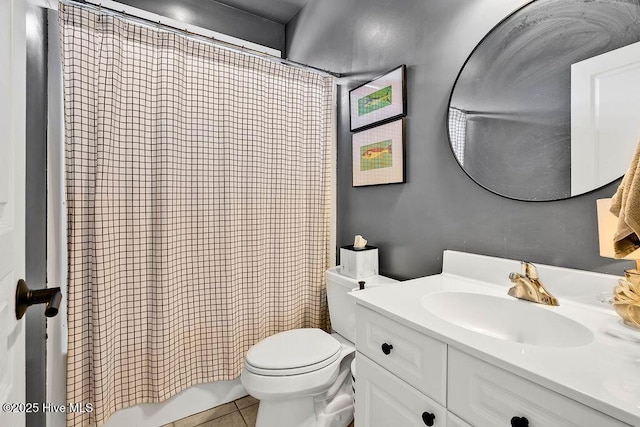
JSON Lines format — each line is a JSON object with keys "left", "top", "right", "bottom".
{"left": 571, "top": 40, "right": 640, "bottom": 196}
{"left": 0, "top": 1, "right": 27, "bottom": 426}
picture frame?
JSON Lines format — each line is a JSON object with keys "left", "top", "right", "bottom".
{"left": 352, "top": 119, "right": 405, "bottom": 187}
{"left": 349, "top": 65, "right": 406, "bottom": 132}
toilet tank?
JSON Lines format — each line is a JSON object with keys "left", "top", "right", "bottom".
{"left": 325, "top": 267, "right": 398, "bottom": 343}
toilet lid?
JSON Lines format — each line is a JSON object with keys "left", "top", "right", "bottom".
{"left": 245, "top": 328, "right": 341, "bottom": 375}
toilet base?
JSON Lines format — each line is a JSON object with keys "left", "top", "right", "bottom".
{"left": 256, "top": 396, "right": 316, "bottom": 427}
{"left": 314, "top": 375, "right": 354, "bottom": 427}
{"left": 254, "top": 355, "right": 355, "bottom": 427}
{"left": 255, "top": 387, "right": 354, "bottom": 427}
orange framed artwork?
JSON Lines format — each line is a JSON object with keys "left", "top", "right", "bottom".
{"left": 352, "top": 119, "right": 405, "bottom": 187}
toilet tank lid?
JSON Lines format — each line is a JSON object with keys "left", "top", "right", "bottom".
{"left": 246, "top": 328, "right": 341, "bottom": 371}
{"left": 325, "top": 267, "right": 398, "bottom": 288}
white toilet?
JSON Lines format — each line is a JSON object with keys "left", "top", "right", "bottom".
{"left": 241, "top": 267, "right": 397, "bottom": 427}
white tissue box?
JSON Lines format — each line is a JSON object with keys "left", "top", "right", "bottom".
{"left": 340, "top": 245, "right": 379, "bottom": 280}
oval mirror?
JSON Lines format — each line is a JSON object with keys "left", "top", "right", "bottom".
{"left": 448, "top": 0, "right": 640, "bottom": 201}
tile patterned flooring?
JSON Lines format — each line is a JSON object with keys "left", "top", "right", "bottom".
{"left": 163, "top": 395, "right": 259, "bottom": 427}
{"left": 165, "top": 395, "right": 355, "bottom": 427}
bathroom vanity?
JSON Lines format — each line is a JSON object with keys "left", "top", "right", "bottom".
{"left": 351, "top": 251, "right": 640, "bottom": 426}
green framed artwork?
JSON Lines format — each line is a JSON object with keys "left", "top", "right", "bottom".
{"left": 352, "top": 119, "right": 405, "bottom": 187}
{"left": 349, "top": 65, "right": 406, "bottom": 132}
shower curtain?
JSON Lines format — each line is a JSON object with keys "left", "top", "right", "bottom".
{"left": 59, "top": 4, "right": 334, "bottom": 426}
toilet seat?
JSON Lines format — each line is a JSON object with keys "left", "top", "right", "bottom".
{"left": 245, "top": 328, "right": 342, "bottom": 376}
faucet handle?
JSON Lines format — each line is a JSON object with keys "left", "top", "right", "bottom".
{"left": 522, "top": 261, "right": 539, "bottom": 280}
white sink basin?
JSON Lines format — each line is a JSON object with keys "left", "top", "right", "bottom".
{"left": 422, "top": 292, "right": 594, "bottom": 347}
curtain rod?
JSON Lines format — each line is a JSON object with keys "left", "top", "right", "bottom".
{"left": 59, "top": 0, "right": 342, "bottom": 78}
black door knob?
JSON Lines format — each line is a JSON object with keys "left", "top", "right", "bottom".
{"left": 422, "top": 411, "right": 435, "bottom": 426}
{"left": 381, "top": 342, "right": 393, "bottom": 355}
{"left": 511, "top": 416, "right": 529, "bottom": 427}
{"left": 15, "top": 279, "right": 62, "bottom": 320}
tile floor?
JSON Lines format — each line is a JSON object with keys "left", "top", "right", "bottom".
{"left": 163, "top": 395, "right": 259, "bottom": 427}
{"left": 165, "top": 395, "right": 355, "bottom": 427}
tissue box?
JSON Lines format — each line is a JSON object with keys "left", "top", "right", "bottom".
{"left": 339, "top": 245, "right": 379, "bottom": 280}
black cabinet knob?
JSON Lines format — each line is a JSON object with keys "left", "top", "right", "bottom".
{"left": 511, "top": 416, "right": 529, "bottom": 427}
{"left": 422, "top": 411, "right": 435, "bottom": 426}
{"left": 381, "top": 342, "right": 393, "bottom": 355}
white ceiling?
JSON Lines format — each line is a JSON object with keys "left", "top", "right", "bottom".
{"left": 213, "top": 0, "right": 310, "bottom": 24}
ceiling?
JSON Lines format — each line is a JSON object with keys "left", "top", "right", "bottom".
{"left": 213, "top": 0, "right": 309, "bottom": 25}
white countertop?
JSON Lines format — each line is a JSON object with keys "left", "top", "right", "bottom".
{"left": 350, "top": 251, "right": 640, "bottom": 426}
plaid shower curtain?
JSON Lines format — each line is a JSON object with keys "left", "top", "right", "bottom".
{"left": 59, "top": 4, "right": 333, "bottom": 426}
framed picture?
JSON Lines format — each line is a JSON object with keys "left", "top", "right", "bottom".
{"left": 349, "top": 65, "right": 406, "bottom": 132}
{"left": 352, "top": 119, "right": 405, "bottom": 187}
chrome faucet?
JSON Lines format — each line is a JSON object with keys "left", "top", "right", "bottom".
{"left": 508, "top": 261, "right": 559, "bottom": 306}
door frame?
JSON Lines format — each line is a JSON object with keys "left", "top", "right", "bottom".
{"left": 25, "top": 4, "right": 49, "bottom": 427}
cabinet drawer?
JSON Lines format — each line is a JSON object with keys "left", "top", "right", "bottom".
{"left": 448, "top": 348, "right": 629, "bottom": 427}
{"left": 355, "top": 305, "right": 447, "bottom": 405}
{"left": 356, "top": 353, "right": 447, "bottom": 427}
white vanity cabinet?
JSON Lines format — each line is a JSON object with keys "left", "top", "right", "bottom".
{"left": 354, "top": 305, "right": 630, "bottom": 427}
{"left": 448, "top": 349, "right": 627, "bottom": 427}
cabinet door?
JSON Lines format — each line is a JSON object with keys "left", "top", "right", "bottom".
{"left": 448, "top": 348, "right": 630, "bottom": 427}
{"left": 356, "top": 353, "right": 446, "bottom": 427}
{"left": 447, "top": 412, "right": 472, "bottom": 427}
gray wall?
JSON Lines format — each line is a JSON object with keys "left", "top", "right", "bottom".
{"left": 117, "top": 0, "right": 285, "bottom": 53}
{"left": 286, "top": 0, "right": 634, "bottom": 279}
